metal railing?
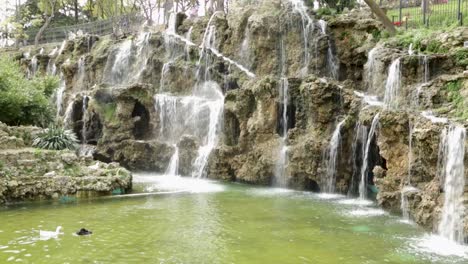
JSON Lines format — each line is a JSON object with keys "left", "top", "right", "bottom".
{"left": 380, "top": 0, "right": 468, "bottom": 28}
{"left": 23, "top": 13, "right": 144, "bottom": 45}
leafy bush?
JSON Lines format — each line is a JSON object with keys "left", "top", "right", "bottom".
{"left": 32, "top": 126, "right": 78, "bottom": 150}
{"left": 0, "top": 56, "right": 58, "bottom": 126}
{"left": 454, "top": 49, "right": 468, "bottom": 68}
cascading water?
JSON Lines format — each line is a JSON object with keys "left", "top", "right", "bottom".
{"left": 55, "top": 74, "right": 66, "bottom": 118}
{"left": 153, "top": 14, "right": 227, "bottom": 179}
{"left": 166, "top": 145, "right": 179, "bottom": 177}
{"left": 359, "top": 113, "right": 380, "bottom": 199}
{"left": 47, "top": 62, "right": 57, "bottom": 76}
{"left": 364, "top": 47, "right": 378, "bottom": 92}
{"left": 383, "top": 58, "right": 401, "bottom": 109}
{"left": 81, "top": 95, "right": 90, "bottom": 144}
{"left": 288, "top": 0, "right": 313, "bottom": 76}
{"left": 437, "top": 125, "right": 466, "bottom": 243}
{"left": 185, "top": 26, "right": 193, "bottom": 61}
{"left": 29, "top": 55, "right": 38, "bottom": 78}
{"left": 75, "top": 56, "right": 86, "bottom": 90}
{"left": 322, "top": 119, "right": 346, "bottom": 193}
{"left": 349, "top": 122, "right": 368, "bottom": 196}
{"left": 274, "top": 77, "right": 290, "bottom": 187}
{"left": 58, "top": 40, "right": 67, "bottom": 56}
{"left": 104, "top": 31, "right": 151, "bottom": 85}
{"left": 239, "top": 25, "right": 251, "bottom": 67}
{"left": 318, "top": 19, "right": 339, "bottom": 80}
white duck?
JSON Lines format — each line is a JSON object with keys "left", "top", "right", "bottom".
{"left": 39, "top": 226, "right": 63, "bottom": 240}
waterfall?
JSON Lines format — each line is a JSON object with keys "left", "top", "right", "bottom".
{"left": 288, "top": 0, "right": 313, "bottom": 76}
{"left": 104, "top": 31, "right": 151, "bottom": 85}
{"left": 166, "top": 145, "right": 179, "bottom": 177}
{"left": 322, "top": 119, "right": 346, "bottom": 193}
{"left": 364, "top": 47, "right": 379, "bottom": 92}
{"left": 349, "top": 122, "right": 368, "bottom": 196}
{"left": 29, "top": 56, "right": 38, "bottom": 78}
{"left": 407, "top": 120, "right": 414, "bottom": 185}
{"left": 383, "top": 58, "right": 401, "bottom": 109}
{"left": 318, "top": 20, "right": 339, "bottom": 80}
{"left": 55, "top": 74, "right": 66, "bottom": 118}
{"left": 400, "top": 185, "right": 419, "bottom": 221}
{"left": 39, "top": 48, "right": 44, "bottom": 55}
{"left": 49, "top": 46, "right": 58, "bottom": 57}
{"left": 359, "top": 113, "right": 380, "bottom": 200}
{"left": 437, "top": 125, "right": 466, "bottom": 244}
{"left": 47, "top": 61, "right": 57, "bottom": 76}
{"left": 185, "top": 26, "right": 193, "bottom": 61}
{"left": 75, "top": 56, "right": 86, "bottom": 89}
{"left": 81, "top": 95, "right": 90, "bottom": 144}
{"left": 58, "top": 40, "right": 67, "bottom": 55}
{"left": 422, "top": 55, "right": 429, "bottom": 83}
{"left": 240, "top": 25, "right": 251, "bottom": 67}
{"left": 274, "top": 77, "right": 290, "bottom": 187}
{"left": 191, "top": 82, "right": 225, "bottom": 179}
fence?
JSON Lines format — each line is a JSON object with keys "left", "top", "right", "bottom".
{"left": 23, "top": 13, "right": 144, "bottom": 45}
{"left": 380, "top": 0, "right": 468, "bottom": 28}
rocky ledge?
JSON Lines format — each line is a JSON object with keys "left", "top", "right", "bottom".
{"left": 0, "top": 123, "right": 132, "bottom": 204}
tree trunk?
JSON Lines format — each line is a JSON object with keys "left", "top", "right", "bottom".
{"left": 34, "top": 14, "right": 54, "bottom": 46}
{"left": 74, "top": 0, "right": 79, "bottom": 24}
{"left": 362, "top": 0, "right": 396, "bottom": 36}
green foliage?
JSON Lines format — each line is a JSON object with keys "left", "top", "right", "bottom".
{"left": 454, "top": 49, "right": 468, "bottom": 68}
{"left": 443, "top": 80, "right": 468, "bottom": 119}
{"left": 0, "top": 56, "right": 58, "bottom": 126}
{"left": 393, "top": 29, "right": 448, "bottom": 54}
{"left": 32, "top": 126, "right": 78, "bottom": 150}
{"left": 103, "top": 103, "right": 117, "bottom": 123}
{"left": 371, "top": 29, "right": 381, "bottom": 42}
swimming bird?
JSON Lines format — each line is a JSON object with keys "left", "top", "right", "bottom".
{"left": 76, "top": 228, "right": 92, "bottom": 236}
{"left": 39, "top": 226, "right": 62, "bottom": 240}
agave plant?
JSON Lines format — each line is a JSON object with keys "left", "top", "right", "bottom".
{"left": 32, "top": 126, "right": 78, "bottom": 150}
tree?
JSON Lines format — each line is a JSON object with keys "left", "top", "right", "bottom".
{"left": 34, "top": 0, "right": 58, "bottom": 45}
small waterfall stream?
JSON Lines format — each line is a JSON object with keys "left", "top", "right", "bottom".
{"left": 349, "top": 123, "right": 368, "bottom": 196}
{"left": 437, "top": 125, "right": 466, "bottom": 243}
{"left": 55, "top": 74, "right": 66, "bottom": 118}
{"left": 323, "top": 119, "right": 346, "bottom": 193}
{"left": 359, "top": 113, "right": 380, "bottom": 199}
{"left": 383, "top": 58, "right": 401, "bottom": 108}
{"left": 318, "top": 19, "right": 339, "bottom": 80}
{"left": 288, "top": 0, "right": 313, "bottom": 76}
{"left": 28, "top": 55, "right": 38, "bottom": 78}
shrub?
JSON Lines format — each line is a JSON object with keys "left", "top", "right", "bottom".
{"left": 454, "top": 49, "right": 468, "bottom": 68}
{"left": 32, "top": 126, "right": 78, "bottom": 150}
{"left": 0, "top": 56, "right": 58, "bottom": 126}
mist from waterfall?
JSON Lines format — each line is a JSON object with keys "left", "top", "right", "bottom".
{"left": 437, "top": 125, "right": 466, "bottom": 244}
{"left": 322, "top": 119, "right": 346, "bottom": 193}
{"left": 359, "top": 113, "right": 380, "bottom": 200}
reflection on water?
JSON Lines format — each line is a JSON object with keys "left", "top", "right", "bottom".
{"left": 0, "top": 176, "right": 467, "bottom": 263}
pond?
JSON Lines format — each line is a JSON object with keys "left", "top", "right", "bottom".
{"left": 0, "top": 173, "right": 467, "bottom": 263}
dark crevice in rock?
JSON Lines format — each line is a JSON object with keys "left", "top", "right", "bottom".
{"left": 131, "top": 101, "right": 151, "bottom": 140}
{"left": 224, "top": 111, "right": 240, "bottom": 146}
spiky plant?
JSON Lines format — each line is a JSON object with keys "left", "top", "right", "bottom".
{"left": 32, "top": 126, "right": 78, "bottom": 150}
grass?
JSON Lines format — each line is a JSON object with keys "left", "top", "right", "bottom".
{"left": 386, "top": 1, "right": 468, "bottom": 28}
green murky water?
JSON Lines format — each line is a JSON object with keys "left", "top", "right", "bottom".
{"left": 0, "top": 174, "right": 466, "bottom": 263}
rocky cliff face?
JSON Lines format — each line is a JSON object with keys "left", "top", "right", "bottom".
{"left": 8, "top": 0, "right": 468, "bottom": 237}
